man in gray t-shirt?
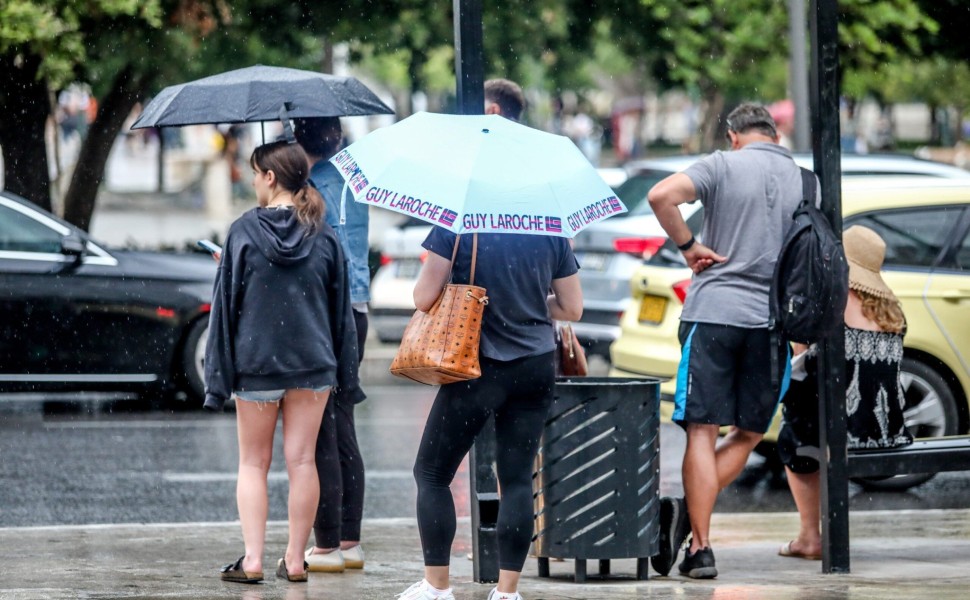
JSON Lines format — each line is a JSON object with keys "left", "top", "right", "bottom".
{"left": 645, "top": 103, "right": 803, "bottom": 580}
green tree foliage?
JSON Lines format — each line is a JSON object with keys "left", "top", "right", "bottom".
{"left": 0, "top": 0, "right": 960, "bottom": 225}
{"left": 623, "top": 0, "right": 936, "bottom": 150}
{"left": 0, "top": 0, "right": 162, "bottom": 86}
{"left": 633, "top": 0, "right": 788, "bottom": 149}
{"left": 0, "top": 0, "right": 161, "bottom": 211}
{"left": 1, "top": 0, "right": 331, "bottom": 228}
{"left": 911, "top": 0, "right": 967, "bottom": 62}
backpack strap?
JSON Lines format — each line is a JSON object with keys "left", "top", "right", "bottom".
{"left": 799, "top": 167, "right": 817, "bottom": 208}
{"left": 770, "top": 329, "right": 781, "bottom": 393}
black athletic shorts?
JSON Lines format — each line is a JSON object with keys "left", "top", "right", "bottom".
{"left": 674, "top": 321, "right": 791, "bottom": 434}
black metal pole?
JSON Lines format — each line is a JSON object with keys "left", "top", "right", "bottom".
{"left": 809, "top": 0, "right": 850, "bottom": 574}
{"left": 453, "top": 0, "right": 498, "bottom": 584}
{"left": 454, "top": 0, "right": 485, "bottom": 116}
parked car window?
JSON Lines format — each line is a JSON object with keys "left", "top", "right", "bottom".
{"left": 847, "top": 207, "right": 962, "bottom": 268}
{"left": 956, "top": 224, "right": 970, "bottom": 271}
{"left": 617, "top": 170, "right": 673, "bottom": 215}
{"left": 0, "top": 204, "right": 63, "bottom": 253}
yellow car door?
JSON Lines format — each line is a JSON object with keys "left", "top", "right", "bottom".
{"left": 921, "top": 225, "right": 970, "bottom": 413}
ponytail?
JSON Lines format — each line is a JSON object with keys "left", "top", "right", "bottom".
{"left": 294, "top": 181, "right": 325, "bottom": 233}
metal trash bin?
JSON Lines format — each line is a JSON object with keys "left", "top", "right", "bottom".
{"left": 533, "top": 377, "right": 661, "bottom": 582}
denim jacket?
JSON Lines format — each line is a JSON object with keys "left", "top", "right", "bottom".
{"left": 309, "top": 160, "right": 370, "bottom": 304}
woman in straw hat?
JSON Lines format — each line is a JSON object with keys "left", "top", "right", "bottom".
{"left": 776, "top": 225, "right": 913, "bottom": 560}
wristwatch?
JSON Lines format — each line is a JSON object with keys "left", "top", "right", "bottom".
{"left": 677, "top": 236, "right": 696, "bottom": 252}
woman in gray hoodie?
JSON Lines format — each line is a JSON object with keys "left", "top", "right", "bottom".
{"left": 204, "top": 140, "right": 363, "bottom": 584}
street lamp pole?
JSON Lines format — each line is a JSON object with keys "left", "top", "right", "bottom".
{"left": 809, "top": 0, "right": 850, "bottom": 574}
{"left": 453, "top": 0, "right": 499, "bottom": 584}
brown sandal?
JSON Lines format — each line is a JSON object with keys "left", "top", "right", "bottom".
{"left": 220, "top": 556, "right": 264, "bottom": 583}
{"left": 276, "top": 557, "right": 309, "bottom": 582}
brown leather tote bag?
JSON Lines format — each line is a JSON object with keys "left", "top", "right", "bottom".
{"left": 390, "top": 234, "right": 489, "bottom": 385}
{"left": 555, "top": 322, "right": 588, "bottom": 377}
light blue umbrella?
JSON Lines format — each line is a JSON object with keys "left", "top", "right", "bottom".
{"left": 329, "top": 112, "right": 626, "bottom": 237}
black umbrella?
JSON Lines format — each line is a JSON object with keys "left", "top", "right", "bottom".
{"left": 130, "top": 65, "right": 393, "bottom": 130}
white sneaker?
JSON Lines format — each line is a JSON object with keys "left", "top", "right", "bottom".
{"left": 304, "top": 547, "right": 345, "bottom": 573}
{"left": 341, "top": 544, "right": 365, "bottom": 569}
{"left": 396, "top": 579, "right": 455, "bottom": 600}
{"left": 487, "top": 588, "right": 522, "bottom": 600}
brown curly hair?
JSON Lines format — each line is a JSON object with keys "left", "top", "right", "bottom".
{"left": 857, "top": 288, "right": 906, "bottom": 334}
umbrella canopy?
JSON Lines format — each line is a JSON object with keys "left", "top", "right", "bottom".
{"left": 131, "top": 65, "right": 393, "bottom": 129}
{"left": 329, "top": 112, "right": 626, "bottom": 237}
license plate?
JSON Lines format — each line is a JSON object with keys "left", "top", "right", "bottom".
{"left": 638, "top": 295, "right": 667, "bottom": 324}
{"left": 396, "top": 259, "right": 421, "bottom": 279}
{"left": 577, "top": 252, "right": 609, "bottom": 271}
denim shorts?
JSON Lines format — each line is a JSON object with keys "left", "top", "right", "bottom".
{"left": 233, "top": 386, "right": 330, "bottom": 404}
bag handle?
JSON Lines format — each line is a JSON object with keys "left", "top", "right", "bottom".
{"left": 470, "top": 234, "right": 478, "bottom": 286}
{"left": 562, "top": 324, "right": 576, "bottom": 359}
{"left": 447, "top": 233, "right": 479, "bottom": 286}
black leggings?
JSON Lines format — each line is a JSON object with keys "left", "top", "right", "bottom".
{"left": 313, "top": 310, "right": 367, "bottom": 546}
{"left": 414, "top": 352, "right": 554, "bottom": 572}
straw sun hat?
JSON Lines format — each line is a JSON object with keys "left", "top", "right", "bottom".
{"left": 843, "top": 225, "right": 894, "bottom": 299}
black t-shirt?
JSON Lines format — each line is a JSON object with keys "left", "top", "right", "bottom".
{"left": 423, "top": 228, "right": 579, "bottom": 362}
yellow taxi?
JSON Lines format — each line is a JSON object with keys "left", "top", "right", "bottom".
{"left": 610, "top": 178, "right": 970, "bottom": 487}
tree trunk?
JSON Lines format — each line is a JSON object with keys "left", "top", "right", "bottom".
{"left": 0, "top": 51, "right": 52, "bottom": 211}
{"left": 697, "top": 86, "right": 726, "bottom": 153}
{"left": 62, "top": 65, "right": 155, "bottom": 231}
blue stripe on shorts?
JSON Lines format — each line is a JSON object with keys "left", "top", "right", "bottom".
{"left": 673, "top": 323, "right": 698, "bottom": 423}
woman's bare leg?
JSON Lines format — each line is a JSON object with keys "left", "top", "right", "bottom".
{"left": 235, "top": 400, "right": 281, "bottom": 574}
{"left": 281, "top": 388, "right": 329, "bottom": 575}
{"left": 785, "top": 467, "right": 822, "bottom": 555}
{"left": 496, "top": 569, "right": 521, "bottom": 594}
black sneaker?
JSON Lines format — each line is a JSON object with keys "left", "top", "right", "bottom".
{"left": 651, "top": 496, "right": 691, "bottom": 576}
{"left": 678, "top": 546, "right": 717, "bottom": 579}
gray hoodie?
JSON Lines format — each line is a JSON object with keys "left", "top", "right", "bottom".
{"left": 203, "top": 207, "right": 363, "bottom": 410}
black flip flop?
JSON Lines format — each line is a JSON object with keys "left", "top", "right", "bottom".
{"left": 276, "top": 557, "right": 309, "bottom": 582}
{"left": 220, "top": 556, "right": 264, "bottom": 583}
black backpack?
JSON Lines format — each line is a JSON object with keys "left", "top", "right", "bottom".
{"left": 769, "top": 168, "right": 849, "bottom": 345}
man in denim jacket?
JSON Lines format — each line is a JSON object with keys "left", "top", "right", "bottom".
{"left": 295, "top": 117, "right": 370, "bottom": 572}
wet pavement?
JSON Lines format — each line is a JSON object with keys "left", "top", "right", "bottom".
{"left": 3, "top": 359, "right": 970, "bottom": 598}
{"left": 4, "top": 364, "right": 970, "bottom": 527}
{"left": 2, "top": 509, "right": 969, "bottom": 599}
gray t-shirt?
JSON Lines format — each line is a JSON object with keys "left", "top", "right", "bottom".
{"left": 680, "top": 142, "right": 807, "bottom": 328}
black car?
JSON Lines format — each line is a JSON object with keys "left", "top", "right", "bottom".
{"left": 0, "top": 191, "right": 216, "bottom": 402}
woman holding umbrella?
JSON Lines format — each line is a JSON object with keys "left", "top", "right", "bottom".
{"left": 203, "top": 140, "right": 363, "bottom": 583}
{"left": 398, "top": 226, "right": 583, "bottom": 600}
{"left": 321, "top": 81, "right": 621, "bottom": 599}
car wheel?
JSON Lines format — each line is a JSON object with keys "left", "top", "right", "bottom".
{"left": 180, "top": 318, "right": 208, "bottom": 402}
{"left": 853, "top": 357, "right": 959, "bottom": 492}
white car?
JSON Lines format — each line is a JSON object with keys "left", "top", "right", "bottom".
{"left": 370, "top": 155, "right": 969, "bottom": 345}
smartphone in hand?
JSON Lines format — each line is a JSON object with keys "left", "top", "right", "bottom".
{"left": 197, "top": 240, "right": 222, "bottom": 261}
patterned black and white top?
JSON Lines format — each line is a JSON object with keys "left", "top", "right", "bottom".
{"left": 843, "top": 327, "right": 912, "bottom": 449}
